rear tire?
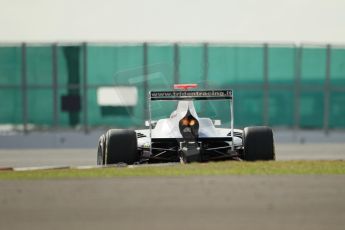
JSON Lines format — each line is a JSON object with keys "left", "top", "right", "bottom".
{"left": 98, "top": 129, "right": 139, "bottom": 165}
{"left": 243, "top": 126, "right": 275, "bottom": 161}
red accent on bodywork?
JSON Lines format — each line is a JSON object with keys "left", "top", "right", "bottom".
{"left": 174, "top": 84, "right": 198, "bottom": 90}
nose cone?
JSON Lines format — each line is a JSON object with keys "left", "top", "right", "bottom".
{"left": 179, "top": 109, "right": 199, "bottom": 140}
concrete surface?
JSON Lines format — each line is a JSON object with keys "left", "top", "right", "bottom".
{"left": 0, "top": 143, "right": 345, "bottom": 168}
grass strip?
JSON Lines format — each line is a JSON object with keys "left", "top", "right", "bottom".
{"left": 1, "top": 160, "right": 345, "bottom": 180}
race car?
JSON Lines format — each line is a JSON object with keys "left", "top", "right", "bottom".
{"left": 97, "top": 84, "right": 275, "bottom": 165}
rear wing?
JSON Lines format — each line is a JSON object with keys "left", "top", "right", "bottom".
{"left": 150, "top": 90, "right": 232, "bottom": 101}
{"left": 148, "top": 89, "right": 235, "bottom": 151}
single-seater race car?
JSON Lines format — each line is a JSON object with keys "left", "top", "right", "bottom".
{"left": 97, "top": 84, "right": 275, "bottom": 165}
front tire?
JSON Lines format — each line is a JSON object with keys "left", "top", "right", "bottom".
{"left": 243, "top": 126, "right": 275, "bottom": 161}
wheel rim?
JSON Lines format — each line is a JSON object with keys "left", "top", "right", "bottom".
{"left": 97, "top": 138, "right": 105, "bottom": 165}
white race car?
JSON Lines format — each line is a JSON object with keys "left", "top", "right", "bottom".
{"left": 97, "top": 84, "right": 275, "bottom": 165}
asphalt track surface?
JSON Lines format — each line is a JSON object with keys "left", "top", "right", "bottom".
{"left": 1, "top": 175, "right": 345, "bottom": 230}
{"left": 1, "top": 144, "right": 345, "bottom": 230}
{"left": 0, "top": 143, "right": 345, "bottom": 168}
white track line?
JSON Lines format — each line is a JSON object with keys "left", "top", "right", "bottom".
{"left": 6, "top": 163, "right": 180, "bottom": 171}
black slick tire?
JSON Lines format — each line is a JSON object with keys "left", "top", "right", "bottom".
{"left": 243, "top": 126, "right": 275, "bottom": 161}
{"left": 104, "top": 129, "right": 139, "bottom": 165}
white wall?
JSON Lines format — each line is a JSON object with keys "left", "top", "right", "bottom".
{"left": 0, "top": 0, "right": 344, "bottom": 44}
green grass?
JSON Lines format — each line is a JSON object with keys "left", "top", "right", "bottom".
{"left": 1, "top": 160, "right": 345, "bottom": 180}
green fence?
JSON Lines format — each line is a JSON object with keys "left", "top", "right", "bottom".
{"left": 0, "top": 43, "right": 344, "bottom": 132}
